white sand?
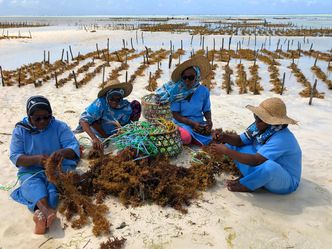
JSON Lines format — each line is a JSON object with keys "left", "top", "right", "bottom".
{"left": 0, "top": 27, "right": 332, "bottom": 249}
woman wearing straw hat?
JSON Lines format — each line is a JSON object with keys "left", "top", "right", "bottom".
{"left": 75, "top": 79, "right": 141, "bottom": 150}
{"left": 155, "top": 55, "right": 213, "bottom": 145}
{"left": 211, "top": 97, "right": 302, "bottom": 194}
{"left": 10, "top": 96, "right": 80, "bottom": 234}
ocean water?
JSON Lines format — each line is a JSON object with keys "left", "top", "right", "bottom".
{"left": 0, "top": 15, "right": 332, "bottom": 28}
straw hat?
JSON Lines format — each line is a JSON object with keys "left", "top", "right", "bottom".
{"left": 171, "top": 55, "right": 212, "bottom": 82}
{"left": 246, "top": 97, "right": 298, "bottom": 125}
{"left": 98, "top": 79, "right": 133, "bottom": 98}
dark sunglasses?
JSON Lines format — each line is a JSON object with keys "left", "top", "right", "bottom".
{"left": 182, "top": 75, "right": 196, "bottom": 81}
{"left": 30, "top": 115, "right": 52, "bottom": 122}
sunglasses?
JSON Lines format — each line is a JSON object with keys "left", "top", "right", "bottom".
{"left": 182, "top": 75, "right": 196, "bottom": 81}
{"left": 30, "top": 115, "right": 52, "bottom": 122}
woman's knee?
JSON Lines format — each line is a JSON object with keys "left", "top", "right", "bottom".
{"left": 178, "top": 127, "right": 192, "bottom": 145}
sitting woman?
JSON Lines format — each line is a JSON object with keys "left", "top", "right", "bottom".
{"left": 9, "top": 96, "right": 80, "bottom": 234}
{"left": 76, "top": 79, "right": 141, "bottom": 150}
{"left": 156, "top": 55, "right": 213, "bottom": 145}
{"left": 211, "top": 97, "right": 302, "bottom": 194}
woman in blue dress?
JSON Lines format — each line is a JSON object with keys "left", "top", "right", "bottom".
{"left": 210, "top": 97, "right": 302, "bottom": 194}
{"left": 76, "top": 79, "right": 141, "bottom": 150}
{"left": 10, "top": 96, "right": 80, "bottom": 234}
{"left": 155, "top": 55, "right": 213, "bottom": 145}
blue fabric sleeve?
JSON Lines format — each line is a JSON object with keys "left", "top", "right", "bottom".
{"left": 58, "top": 122, "right": 80, "bottom": 159}
{"left": 257, "top": 135, "right": 285, "bottom": 161}
{"left": 80, "top": 98, "right": 103, "bottom": 124}
{"left": 170, "top": 101, "right": 181, "bottom": 112}
{"left": 202, "top": 89, "right": 211, "bottom": 113}
{"left": 240, "top": 132, "right": 253, "bottom": 145}
{"left": 9, "top": 127, "right": 24, "bottom": 166}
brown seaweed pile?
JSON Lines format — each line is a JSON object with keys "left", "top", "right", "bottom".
{"left": 45, "top": 157, "right": 111, "bottom": 236}
{"left": 100, "top": 237, "right": 127, "bottom": 249}
{"left": 44, "top": 139, "right": 239, "bottom": 236}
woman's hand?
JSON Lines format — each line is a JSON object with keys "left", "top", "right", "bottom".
{"left": 191, "top": 122, "right": 201, "bottom": 130}
{"left": 210, "top": 143, "right": 228, "bottom": 156}
{"left": 206, "top": 121, "right": 213, "bottom": 133}
{"left": 92, "top": 137, "right": 104, "bottom": 151}
{"left": 37, "top": 154, "right": 49, "bottom": 166}
{"left": 50, "top": 150, "right": 64, "bottom": 164}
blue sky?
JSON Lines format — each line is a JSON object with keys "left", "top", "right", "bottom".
{"left": 0, "top": 0, "right": 331, "bottom": 16}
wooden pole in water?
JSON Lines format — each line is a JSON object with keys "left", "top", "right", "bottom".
{"left": 181, "top": 40, "right": 183, "bottom": 50}
{"left": 48, "top": 51, "right": 50, "bottom": 64}
{"left": 221, "top": 37, "right": 224, "bottom": 50}
{"left": 280, "top": 72, "right": 286, "bottom": 95}
{"left": 43, "top": 50, "right": 46, "bottom": 63}
{"left": 0, "top": 66, "right": 5, "bottom": 86}
{"left": 309, "top": 79, "right": 317, "bottom": 105}
{"left": 122, "top": 39, "right": 126, "bottom": 49}
{"left": 190, "top": 35, "right": 194, "bottom": 46}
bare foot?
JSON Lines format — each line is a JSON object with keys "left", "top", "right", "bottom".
{"left": 226, "top": 177, "right": 242, "bottom": 187}
{"left": 45, "top": 209, "right": 56, "bottom": 228}
{"left": 33, "top": 210, "right": 46, "bottom": 234}
{"left": 227, "top": 181, "right": 252, "bottom": 192}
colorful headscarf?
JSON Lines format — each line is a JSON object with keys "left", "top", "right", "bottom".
{"left": 26, "top": 95, "right": 52, "bottom": 116}
{"left": 244, "top": 122, "right": 288, "bottom": 144}
{"left": 155, "top": 66, "right": 201, "bottom": 104}
{"left": 106, "top": 88, "right": 125, "bottom": 102}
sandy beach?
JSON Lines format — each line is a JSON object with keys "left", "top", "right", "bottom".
{"left": 0, "top": 20, "right": 332, "bottom": 249}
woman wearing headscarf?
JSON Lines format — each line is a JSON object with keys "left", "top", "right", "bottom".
{"left": 9, "top": 96, "right": 80, "bottom": 234}
{"left": 211, "top": 97, "right": 302, "bottom": 194}
{"left": 75, "top": 79, "right": 141, "bottom": 150}
{"left": 155, "top": 55, "right": 213, "bottom": 145}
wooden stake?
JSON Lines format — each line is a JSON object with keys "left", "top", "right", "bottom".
{"left": 18, "top": 68, "right": 21, "bottom": 88}
{"left": 314, "top": 55, "right": 318, "bottom": 67}
{"left": 61, "top": 49, "right": 64, "bottom": 61}
{"left": 202, "top": 36, "right": 205, "bottom": 50}
{"left": 102, "top": 65, "right": 105, "bottom": 85}
{"left": 0, "top": 66, "right": 5, "bottom": 86}
{"left": 122, "top": 39, "right": 126, "bottom": 49}
{"left": 48, "top": 51, "right": 50, "bottom": 64}
{"left": 221, "top": 37, "right": 224, "bottom": 50}
{"left": 66, "top": 51, "right": 69, "bottom": 63}
{"left": 69, "top": 45, "right": 74, "bottom": 60}
{"left": 43, "top": 50, "right": 46, "bottom": 63}
{"left": 96, "top": 43, "right": 100, "bottom": 58}
{"left": 190, "top": 35, "right": 194, "bottom": 46}
{"left": 309, "top": 79, "right": 317, "bottom": 105}
{"left": 280, "top": 72, "right": 286, "bottom": 95}
{"left": 168, "top": 54, "right": 172, "bottom": 69}
{"left": 72, "top": 71, "right": 78, "bottom": 88}
{"left": 125, "top": 71, "right": 128, "bottom": 83}
{"left": 107, "top": 38, "right": 110, "bottom": 52}
{"left": 141, "top": 32, "right": 144, "bottom": 44}
{"left": 145, "top": 46, "right": 149, "bottom": 64}
{"left": 130, "top": 38, "right": 134, "bottom": 50}
{"left": 181, "top": 40, "right": 183, "bottom": 50}
{"left": 55, "top": 71, "right": 58, "bottom": 88}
